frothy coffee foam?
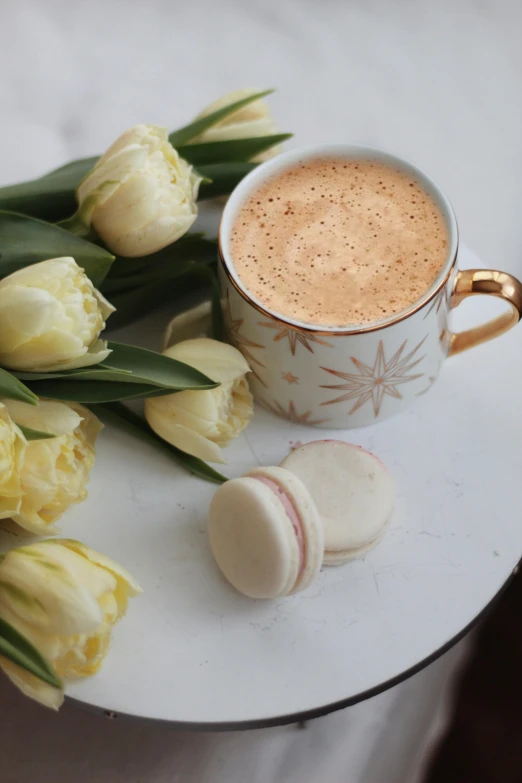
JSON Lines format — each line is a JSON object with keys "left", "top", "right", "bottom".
{"left": 229, "top": 157, "right": 449, "bottom": 326}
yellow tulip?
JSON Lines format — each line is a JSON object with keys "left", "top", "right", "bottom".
{"left": 77, "top": 125, "right": 202, "bottom": 257}
{"left": 191, "top": 88, "right": 281, "bottom": 160}
{"left": 0, "top": 257, "right": 114, "bottom": 372}
{"left": 145, "top": 338, "right": 253, "bottom": 463}
{"left": 0, "top": 539, "right": 141, "bottom": 709}
{"left": 0, "top": 403, "right": 26, "bottom": 520}
{"left": 0, "top": 399, "right": 102, "bottom": 534}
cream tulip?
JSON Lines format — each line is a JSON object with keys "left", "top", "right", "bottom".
{"left": 191, "top": 88, "right": 281, "bottom": 160}
{"left": 0, "top": 403, "right": 26, "bottom": 520}
{"left": 145, "top": 338, "right": 253, "bottom": 463}
{"left": 162, "top": 300, "right": 212, "bottom": 350}
{"left": 0, "top": 539, "right": 141, "bottom": 709}
{"left": 0, "top": 257, "right": 114, "bottom": 372}
{"left": 0, "top": 399, "right": 102, "bottom": 535}
{"left": 77, "top": 125, "right": 202, "bottom": 257}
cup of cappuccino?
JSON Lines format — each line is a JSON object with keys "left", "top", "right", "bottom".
{"left": 218, "top": 145, "right": 522, "bottom": 428}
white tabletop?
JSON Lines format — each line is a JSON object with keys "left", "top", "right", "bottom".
{"left": 1, "top": 242, "right": 510, "bottom": 728}
{"left": 1, "top": 0, "right": 521, "bottom": 781}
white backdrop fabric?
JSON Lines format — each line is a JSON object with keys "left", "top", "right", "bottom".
{"left": 1, "top": 1, "right": 520, "bottom": 781}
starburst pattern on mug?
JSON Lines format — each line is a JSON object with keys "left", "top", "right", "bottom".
{"left": 320, "top": 336, "right": 427, "bottom": 417}
{"left": 423, "top": 285, "right": 450, "bottom": 320}
{"left": 259, "top": 398, "right": 329, "bottom": 426}
{"left": 258, "top": 321, "right": 333, "bottom": 356}
{"left": 224, "top": 292, "right": 267, "bottom": 386}
{"left": 281, "top": 371, "right": 299, "bottom": 385}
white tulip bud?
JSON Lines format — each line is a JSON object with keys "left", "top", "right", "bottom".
{"left": 192, "top": 88, "right": 281, "bottom": 160}
{"left": 0, "top": 257, "right": 114, "bottom": 372}
{"left": 145, "top": 338, "right": 253, "bottom": 463}
{"left": 0, "top": 399, "right": 102, "bottom": 534}
{"left": 77, "top": 125, "right": 202, "bottom": 257}
{"left": 0, "top": 539, "right": 141, "bottom": 709}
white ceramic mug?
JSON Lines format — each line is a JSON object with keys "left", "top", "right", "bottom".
{"left": 218, "top": 145, "right": 522, "bottom": 429}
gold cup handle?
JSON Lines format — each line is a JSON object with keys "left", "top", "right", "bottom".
{"left": 449, "top": 269, "right": 522, "bottom": 356}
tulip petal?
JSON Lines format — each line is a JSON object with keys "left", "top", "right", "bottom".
{"left": 95, "top": 288, "right": 116, "bottom": 320}
{"left": 144, "top": 390, "right": 220, "bottom": 442}
{"left": 0, "top": 257, "right": 112, "bottom": 372}
{"left": 91, "top": 166, "right": 198, "bottom": 257}
{"left": 77, "top": 144, "right": 150, "bottom": 224}
{"left": 192, "top": 118, "right": 279, "bottom": 144}
{"left": 97, "top": 124, "right": 167, "bottom": 164}
{"left": 163, "top": 301, "right": 212, "bottom": 350}
{"left": 3, "top": 399, "right": 82, "bottom": 437}
{"left": 59, "top": 540, "right": 142, "bottom": 598}
{"left": 0, "top": 545, "right": 109, "bottom": 635}
{"left": 0, "top": 286, "right": 61, "bottom": 351}
{"left": 164, "top": 338, "right": 250, "bottom": 383}
{"left": 0, "top": 656, "right": 63, "bottom": 710}
{"left": 145, "top": 402, "right": 226, "bottom": 463}
{"left": 0, "top": 404, "right": 26, "bottom": 518}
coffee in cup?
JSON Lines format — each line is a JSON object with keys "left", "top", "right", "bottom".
{"left": 229, "top": 157, "right": 448, "bottom": 328}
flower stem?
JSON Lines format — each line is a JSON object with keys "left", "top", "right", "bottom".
{"left": 56, "top": 212, "right": 91, "bottom": 238}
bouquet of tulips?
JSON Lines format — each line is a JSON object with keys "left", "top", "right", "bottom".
{"left": 0, "top": 89, "right": 291, "bottom": 708}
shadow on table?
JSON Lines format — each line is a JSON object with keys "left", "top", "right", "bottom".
{"left": 423, "top": 568, "right": 522, "bottom": 783}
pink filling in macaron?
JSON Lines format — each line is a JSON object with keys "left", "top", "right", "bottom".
{"left": 251, "top": 476, "right": 305, "bottom": 579}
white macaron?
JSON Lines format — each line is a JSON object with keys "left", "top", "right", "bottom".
{"left": 208, "top": 466, "right": 324, "bottom": 598}
{"left": 281, "top": 440, "right": 394, "bottom": 565}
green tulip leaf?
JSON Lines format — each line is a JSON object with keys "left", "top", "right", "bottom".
{"left": 105, "top": 265, "right": 215, "bottom": 330}
{"left": 93, "top": 402, "right": 227, "bottom": 484}
{"left": 22, "top": 380, "right": 175, "bottom": 403}
{"left": 40, "top": 157, "right": 98, "bottom": 180}
{"left": 168, "top": 89, "right": 274, "bottom": 147}
{"left": 198, "top": 162, "right": 258, "bottom": 199}
{"left": 15, "top": 342, "right": 218, "bottom": 402}
{"left": 101, "top": 342, "right": 217, "bottom": 389}
{"left": 0, "top": 368, "right": 39, "bottom": 405}
{"left": 177, "top": 134, "right": 292, "bottom": 166}
{"left": 101, "top": 237, "right": 217, "bottom": 295}
{"left": 0, "top": 616, "right": 62, "bottom": 689}
{"left": 0, "top": 211, "right": 114, "bottom": 287}
{"left": 0, "top": 157, "right": 97, "bottom": 222}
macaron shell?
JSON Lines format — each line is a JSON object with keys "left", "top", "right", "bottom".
{"left": 208, "top": 477, "right": 300, "bottom": 598}
{"left": 281, "top": 441, "right": 394, "bottom": 564}
{"left": 246, "top": 466, "right": 324, "bottom": 594}
{"left": 322, "top": 526, "right": 388, "bottom": 565}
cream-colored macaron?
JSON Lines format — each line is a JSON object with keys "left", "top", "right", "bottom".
{"left": 281, "top": 440, "right": 394, "bottom": 565}
{"left": 208, "top": 466, "right": 324, "bottom": 598}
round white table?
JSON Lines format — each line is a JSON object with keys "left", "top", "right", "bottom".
{"left": 1, "top": 1, "right": 521, "bottom": 781}
{"left": 17, "top": 240, "right": 514, "bottom": 728}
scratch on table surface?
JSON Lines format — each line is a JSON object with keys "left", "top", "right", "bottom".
{"left": 334, "top": 608, "right": 359, "bottom": 630}
{"left": 243, "top": 430, "right": 262, "bottom": 466}
{"left": 393, "top": 461, "right": 410, "bottom": 478}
